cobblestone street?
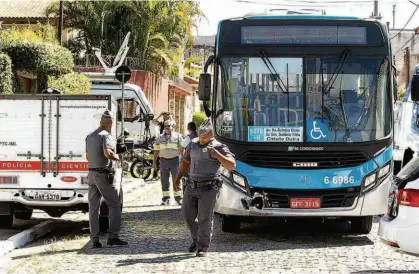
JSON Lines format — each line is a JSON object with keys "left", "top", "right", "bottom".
{"left": 2, "top": 180, "right": 419, "bottom": 274}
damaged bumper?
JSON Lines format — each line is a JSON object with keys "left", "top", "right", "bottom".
{"left": 215, "top": 176, "right": 390, "bottom": 217}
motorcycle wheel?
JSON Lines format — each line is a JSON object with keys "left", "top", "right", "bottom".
{"left": 130, "top": 159, "right": 152, "bottom": 179}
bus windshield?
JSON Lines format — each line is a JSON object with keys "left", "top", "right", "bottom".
{"left": 214, "top": 56, "right": 391, "bottom": 143}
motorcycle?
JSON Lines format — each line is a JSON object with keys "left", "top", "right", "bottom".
{"left": 129, "top": 137, "right": 160, "bottom": 180}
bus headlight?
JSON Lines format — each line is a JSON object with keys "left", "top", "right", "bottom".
{"left": 220, "top": 167, "right": 248, "bottom": 192}
{"left": 378, "top": 163, "right": 391, "bottom": 178}
{"left": 362, "top": 162, "right": 391, "bottom": 192}
{"left": 232, "top": 172, "right": 246, "bottom": 189}
{"left": 364, "top": 173, "right": 376, "bottom": 188}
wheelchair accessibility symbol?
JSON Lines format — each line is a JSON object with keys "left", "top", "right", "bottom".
{"left": 307, "top": 119, "right": 329, "bottom": 142}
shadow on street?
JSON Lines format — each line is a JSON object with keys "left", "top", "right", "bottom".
{"left": 10, "top": 206, "right": 376, "bottom": 263}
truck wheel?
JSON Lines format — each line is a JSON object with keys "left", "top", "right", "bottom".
{"left": 99, "top": 216, "right": 109, "bottom": 233}
{"left": 0, "top": 214, "right": 14, "bottom": 229}
{"left": 350, "top": 216, "right": 373, "bottom": 234}
{"left": 221, "top": 215, "right": 241, "bottom": 233}
{"left": 14, "top": 210, "right": 33, "bottom": 220}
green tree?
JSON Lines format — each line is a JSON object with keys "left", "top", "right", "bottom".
{"left": 48, "top": 72, "right": 92, "bottom": 95}
{"left": 0, "top": 54, "right": 13, "bottom": 94}
{"left": 47, "top": 0, "right": 204, "bottom": 76}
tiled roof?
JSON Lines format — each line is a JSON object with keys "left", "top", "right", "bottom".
{"left": 0, "top": 0, "right": 55, "bottom": 19}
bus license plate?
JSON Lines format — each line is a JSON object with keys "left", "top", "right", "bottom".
{"left": 29, "top": 191, "right": 61, "bottom": 201}
{"left": 290, "top": 198, "right": 321, "bottom": 209}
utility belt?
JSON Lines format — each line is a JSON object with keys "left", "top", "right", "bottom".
{"left": 187, "top": 178, "right": 222, "bottom": 190}
{"left": 89, "top": 167, "right": 115, "bottom": 184}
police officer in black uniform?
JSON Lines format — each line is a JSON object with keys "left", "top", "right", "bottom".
{"left": 174, "top": 119, "right": 236, "bottom": 257}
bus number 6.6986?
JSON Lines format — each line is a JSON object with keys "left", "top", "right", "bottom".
{"left": 324, "top": 176, "right": 355, "bottom": 184}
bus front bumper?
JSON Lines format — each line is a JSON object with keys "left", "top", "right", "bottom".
{"left": 215, "top": 176, "right": 390, "bottom": 217}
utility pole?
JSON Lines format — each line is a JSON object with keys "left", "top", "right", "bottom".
{"left": 58, "top": 0, "right": 63, "bottom": 45}
{"left": 374, "top": 0, "right": 378, "bottom": 17}
{"left": 392, "top": 4, "right": 396, "bottom": 29}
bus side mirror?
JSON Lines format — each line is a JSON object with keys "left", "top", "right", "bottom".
{"left": 411, "top": 75, "right": 419, "bottom": 102}
{"left": 198, "top": 73, "right": 211, "bottom": 101}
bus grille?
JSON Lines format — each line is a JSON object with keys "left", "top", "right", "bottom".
{"left": 252, "top": 187, "right": 361, "bottom": 208}
{"left": 240, "top": 150, "right": 369, "bottom": 169}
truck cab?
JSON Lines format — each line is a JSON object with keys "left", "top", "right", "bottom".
{"left": 87, "top": 73, "right": 159, "bottom": 144}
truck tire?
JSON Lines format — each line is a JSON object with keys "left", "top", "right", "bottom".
{"left": 350, "top": 216, "right": 373, "bottom": 234}
{"left": 0, "top": 214, "right": 13, "bottom": 229}
{"left": 14, "top": 210, "right": 33, "bottom": 220}
{"left": 221, "top": 215, "right": 241, "bottom": 233}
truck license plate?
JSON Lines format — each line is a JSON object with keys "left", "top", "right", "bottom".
{"left": 290, "top": 198, "right": 321, "bottom": 209}
{"left": 28, "top": 191, "right": 61, "bottom": 201}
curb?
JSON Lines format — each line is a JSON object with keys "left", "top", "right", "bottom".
{"left": 0, "top": 220, "right": 56, "bottom": 257}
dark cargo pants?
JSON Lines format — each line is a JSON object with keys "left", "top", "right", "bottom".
{"left": 181, "top": 184, "right": 219, "bottom": 252}
{"left": 88, "top": 171, "right": 121, "bottom": 242}
{"left": 160, "top": 157, "right": 181, "bottom": 201}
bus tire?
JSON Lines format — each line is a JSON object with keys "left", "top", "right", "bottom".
{"left": 0, "top": 214, "right": 13, "bottom": 229}
{"left": 350, "top": 216, "right": 373, "bottom": 234}
{"left": 14, "top": 210, "right": 33, "bottom": 220}
{"left": 221, "top": 215, "right": 241, "bottom": 233}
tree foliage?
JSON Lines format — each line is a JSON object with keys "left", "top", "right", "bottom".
{"left": 0, "top": 23, "right": 57, "bottom": 44}
{"left": 48, "top": 72, "right": 91, "bottom": 95}
{"left": 0, "top": 54, "right": 13, "bottom": 94}
{"left": 0, "top": 25, "right": 90, "bottom": 94}
{"left": 1, "top": 41, "right": 74, "bottom": 91}
{"left": 192, "top": 112, "right": 207, "bottom": 128}
{"left": 47, "top": 0, "right": 204, "bottom": 77}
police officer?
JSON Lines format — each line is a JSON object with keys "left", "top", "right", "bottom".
{"left": 174, "top": 119, "right": 236, "bottom": 257}
{"left": 180, "top": 122, "right": 198, "bottom": 154}
{"left": 85, "top": 110, "right": 127, "bottom": 248}
{"left": 153, "top": 120, "right": 183, "bottom": 205}
{"left": 180, "top": 122, "right": 198, "bottom": 192}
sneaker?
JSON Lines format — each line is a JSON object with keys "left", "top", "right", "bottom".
{"left": 161, "top": 199, "right": 170, "bottom": 206}
{"left": 196, "top": 250, "right": 207, "bottom": 257}
{"left": 188, "top": 242, "right": 197, "bottom": 253}
{"left": 92, "top": 241, "right": 102, "bottom": 249}
{"left": 107, "top": 238, "right": 128, "bottom": 246}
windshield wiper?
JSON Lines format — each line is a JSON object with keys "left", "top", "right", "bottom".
{"left": 323, "top": 48, "right": 351, "bottom": 95}
{"left": 258, "top": 50, "right": 291, "bottom": 122}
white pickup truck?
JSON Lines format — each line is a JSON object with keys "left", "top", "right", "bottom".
{"left": 0, "top": 94, "right": 133, "bottom": 230}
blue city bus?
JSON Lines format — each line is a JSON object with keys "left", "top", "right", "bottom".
{"left": 198, "top": 13, "right": 396, "bottom": 234}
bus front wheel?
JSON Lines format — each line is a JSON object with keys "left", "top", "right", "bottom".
{"left": 350, "top": 216, "right": 373, "bottom": 234}
{"left": 221, "top": 215, "right": 241, "bottom": 233}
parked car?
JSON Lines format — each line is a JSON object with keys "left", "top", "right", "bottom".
{"left": 378, "top": 157, "right": 419, "bottom": 255}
